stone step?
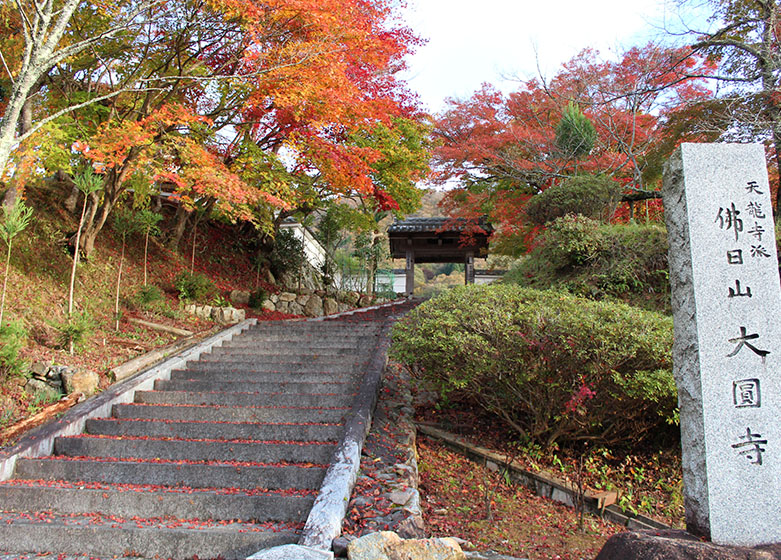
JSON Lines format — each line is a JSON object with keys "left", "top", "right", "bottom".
{"left": 154, "top": 378, "right": 353, "bottom": 395}
{"left": 239, "top": 331, "right": 374, "bottom": 341}
{"left": 85, "top": 418, "right": 343, "bottom": 441}
{"left": 14, "top": 456, "right": 327, "bottom": 490}
{"left": 187, "top": 358, "right": 366, "bottom": 373}
{"left": 0, "top": 480, "right": 315, "bottom": 522}
{"left": 208, "top": 345, "right": 360, "bottom": 356}
{"left": 247, "top": 323, "right": 376, "bottom": 331}
{"left": 169, "top": 368, "right": 356, "bottom": 380}
{"left": 193, "top": 354, "right": 366, "bottom": 366}
{"left": 134, "top": 390, "right": 355, "bottom": 408}
{"left": 111, "top": 402, "right": 349, "bottom": 424}
{"left": 54, "top": 434, "right": 338, "bottom": 464}
{"left": 0, "top": 511, "right": 299, "bottom": 560}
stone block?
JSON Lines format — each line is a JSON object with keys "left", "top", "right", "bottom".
{"left": 261, "top": 300, "right": 276, "bottom": 312}
{"left": 278, "top": 292, "right": 296, "bottom": 303}
{"left": 296, "top": 294, "right": 311, "bottom": 306}
{"left": 61, "top": 369, "right": 99, "bottom": 396}
{"left": 347, "top": 531, "right": 465, "bottom": 560}
{"left": 358, "top": 295, "right": 373, "bottom": 307}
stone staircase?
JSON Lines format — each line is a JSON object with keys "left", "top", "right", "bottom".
{"left": 0, "top": 302, "right": 415, "bottom": 559}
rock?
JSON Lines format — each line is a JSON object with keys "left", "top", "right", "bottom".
{"left": 276, "top": 301, "right": 289, "bottom": 314}
{"left": 297, "top": 294, "right": 311, "bottom": 306}
{"left": 358, "top": 295, "right": 373, "bottom": 307}
{"left": 229, "top": 290, "right": 250, "bottom": 306}
{"left": 388, "top": 489, "right": 414, "bottom": 506}
{"left": 198, "top": 305, "right": 213, "bottom": 320}
{"left": 305, "top": 295, "right": 324, "bottom": 317}
{"left": 61, "top": 369, "right": 100, "bottom": 396}
{"left": 347, "top": 531, "right": 465, "bottom": 560}
{"left": 333, "top": 535, "right": 357, "bottom": 557}
{"left": 30, "top": 361, "right": 51, "bottom": 377}
{"left": 344, "top": 291, "right": 360, "bottom": 306}
{"left": 278, "top": 292, "right": 297, "bottom": 303}
{"left": 595, "top": 530, "right": 781, "bottom": 560}
{"left": 25, "top": 378, "right": 61, "bottom": 402}
{"left": 269, "top": 293, "right": 279, "bottom": 304}
{"left": 288, "top": 302, "right": 305, "bottom": 316}
{"left": 395, "top": 516, "right": 426, "bottom": 539}
{"left": 323, "top": 297, "right": 338, "bottom": 316}
{"left": 262, "top": 300, "right": 276, "bottom": 312}
{"left": 338, "top": 302, "right": 350, "bottom": 313}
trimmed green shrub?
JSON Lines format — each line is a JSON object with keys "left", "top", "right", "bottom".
{"left": 524, "top": 174, "right": 622, "bottom": 226}
{"left": 174, "top": 271, "right": 216, "bottom": 303}
{"left": 0, "top": 320, "right": 27, "bottom": 380}
{"left": 391, "top": 285, "right": 676, "bottom": 448}
{"left": 505, "top": 216, "right": 670, "bottom": 312}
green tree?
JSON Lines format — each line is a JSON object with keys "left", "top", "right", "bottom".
{"left": 0, "top": 199, "right": 33, "bottom": 325}
{"left": 111, "top": 207, "right": 137, "bottom": 331}
{"left": 682, "top": 0, "right": 781, "bottom": 211}
{"left": 555, "top": 102, "right": 596, "bottom": 164}
{"left": 346, "top": 118, "right": 430, "bottom": 294}
{"left": 66, "top": 168, "right": 102, "bottom": 354}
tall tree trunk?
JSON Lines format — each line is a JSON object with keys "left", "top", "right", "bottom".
{"left": 2, "top": 96, "right": 36, "bottom": 208}
{"left": 115, "top": 236, "right": 125, "bottom": 331}
{"left": 168, "top": 205, "right": 191, "bottom": 250}
{"left": 78, "top": 158, "right": 136, "bottom": 257}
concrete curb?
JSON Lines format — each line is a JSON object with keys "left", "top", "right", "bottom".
{"left": 0, "top": 319, "right": 257, "bottom": 481}
{"left": 298, "top": 323, "right": 393, "bottom": 550}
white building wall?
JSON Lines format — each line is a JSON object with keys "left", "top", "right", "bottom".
{"left": 279, "top": 221, "right": 326, "bottom": 271}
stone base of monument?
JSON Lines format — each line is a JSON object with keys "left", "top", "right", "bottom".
{"left": 595, "top": 529, "right": 781, "bottom": 560}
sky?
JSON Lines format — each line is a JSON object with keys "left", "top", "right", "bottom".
{"left": 398, "top": 0, "right": 707, "bottom": 113}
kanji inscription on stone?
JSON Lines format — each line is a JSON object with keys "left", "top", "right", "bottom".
{"left": 663, "top": 143, "right": 781, "bottom": 546}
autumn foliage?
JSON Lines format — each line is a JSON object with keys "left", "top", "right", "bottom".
{"left": 2, "top": 0, "right": 426, "bottom": 255}
{"left": 433, "top": 44, "right": 718, "bottom": 251}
